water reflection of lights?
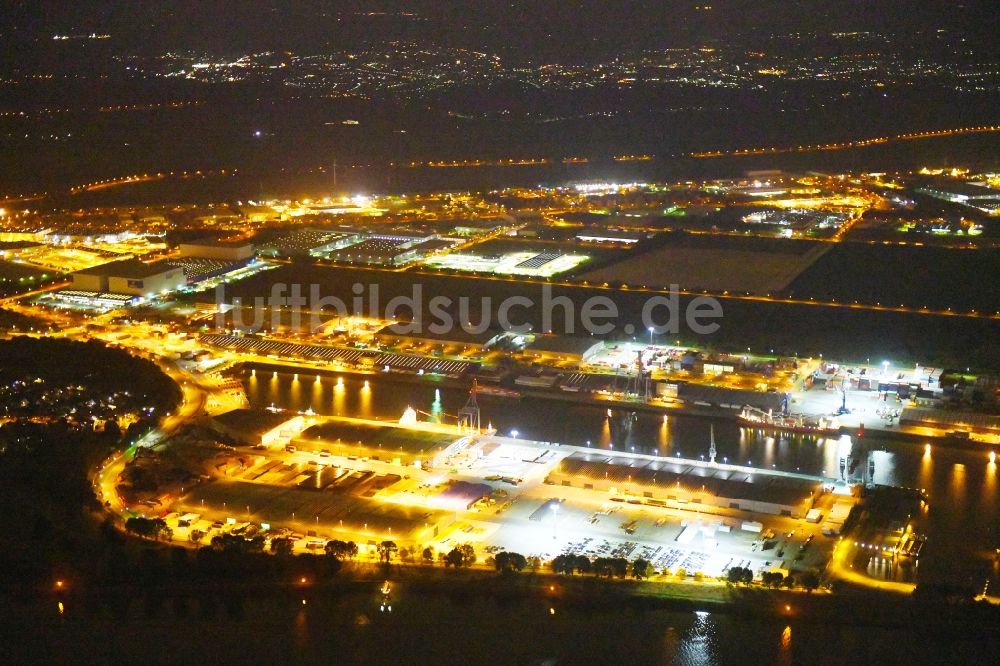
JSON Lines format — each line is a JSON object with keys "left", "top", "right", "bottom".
{"left": 918, "top": 444, "right": 934, "bottom": 490}
{"left": 359, "top": 380, "right": 372, "bottom": 417}
{"left": 763, "top": 435, "right": 776, "bottom": 468}
{"left": 837, "top": 434, "right": 853, "bottom": 457}
{"left": 599, "top": 418, "right": 612, "bottom": 448}
{"left": 681, "top": 609, "right": 715, "bottom": 661}
{"left": 986, "top": 451, "right": 999, "bottom": 503}
{"left": 950, "top": 462, "right": 967, "bottom": 498}
{"left": 333, "top": 377, "right": 346, "bottom": 415}
{"left": 308, "top": 376, "right": 323, "bottom": 411}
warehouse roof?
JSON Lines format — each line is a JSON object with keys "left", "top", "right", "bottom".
{"left": 301, "top": 421, "right": 461, "bottom": 454}
{"left": 527, "top": 334, "right": 603, "bottom": 357}
{"left": 74, "top": 259, "right": 177, "bottom": 279}
{"left": 555, "top": 452, "right": 820, "bottom": 508}
{"left": 374, "top": 323, "right": 502, "bottom": 346}
{"left": 212, "top": 409, "right": 297, "bottom": 438}
{"left": 179, "top": 237, "right": 254, "bottom": 248}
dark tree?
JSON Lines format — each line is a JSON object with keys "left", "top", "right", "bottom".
{"left": 632, "top": 558, "right": 653, "bottom": 580}
{"left": 799, "top": 571, "right": 821, "bottom": 591}
{"left": 550, "top": 554, "right": 574, "bottom": 575}
{"left": 377, "top": 540, "right": 398, "bottom": 563}
{"left": 494, "top": 551, "right": 527, "bottom": 574}
{"left": 445, "top": 547, "right": 464, "bottom": 568}
{"left": 103, "top": 419, "right": 122, "bottom": 442}
{"left": 762, "top": 571, "right": 784, "bottom": 587}
{"left": 271, "top": 537, "right": 293, "bottom": 556}
{"left": 458, "top": 543, "right": 476, "bottom": 567}
{"left": 325, "top": 539, "right": 357, "bottom": 559}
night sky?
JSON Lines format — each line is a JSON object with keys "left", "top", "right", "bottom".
{"left": 5, "top": 1, "right": 996, "bottom": 57}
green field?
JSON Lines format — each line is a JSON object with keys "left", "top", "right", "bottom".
{"left": 0, "top": 260, "right": 56, "bottom": 296}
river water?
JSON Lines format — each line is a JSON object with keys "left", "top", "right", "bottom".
{"left": 243, "top": 368, "right": 1000, "bottom": 591}
{"left": 17, "top": 366, "right": 991, "bottom": 664}
{"left": 7, "top": 590, "right": 996, "bottom": 665}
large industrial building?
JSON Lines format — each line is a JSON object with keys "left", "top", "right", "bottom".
{"left": 296, "top": 420, "right": 466, "bottom": 468}
{"left": 257, "top": 228, "right": 362, "bottom": 257}
{"left": 49, "top": 290, "right": 139, "bottom": 308}
{"left": 373, "top": 324, "right": 507, "bottom": 353}
{"left": 209, "top": 409, "right": 306, "bottom": 448}
{"left": 546, "top": 451, "right": 822, "bottom": 518}
{"left": 70, "top": 259, "right": 186, "bottom": 298}
{"left": 575, "top": 229, "right": 646, "bottom": 245}
{"left": 917, "top": 180, "right": 1000, "bottom": 213}
{"left": 325, "top": 234, "right": 446, "bottom": 266}
{"left": 178, "top": 238, "right": 255, "bottom": 262}
{"left": 524, "top": 335, "right": 605, "bottom": 363}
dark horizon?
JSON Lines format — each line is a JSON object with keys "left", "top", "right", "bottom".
{"left": 2, "top": 1, "right": 998, "bottom": 196}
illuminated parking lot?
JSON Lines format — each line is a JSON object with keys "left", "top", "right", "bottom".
{"left": 425, "top": 251, "right": 590, "bottom": 277}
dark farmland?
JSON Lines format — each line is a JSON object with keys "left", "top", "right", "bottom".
{"left": 202, "top": 263, "right": 1000, "bottom": 369}
{"left": 787, "top": 244, "right": 1000, "bottom": 314}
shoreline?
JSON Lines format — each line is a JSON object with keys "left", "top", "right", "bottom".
{"left": 16, "top": 561, "right": 1000, "bottom": 641}
{"left": 234, "top": 359, "right": 997, "bottom": 454}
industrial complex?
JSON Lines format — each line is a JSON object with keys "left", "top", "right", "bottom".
{"left": 125, "top": 403, "right": 846, "bottom": 579}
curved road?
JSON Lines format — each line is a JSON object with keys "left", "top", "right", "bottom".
{"left": 94, "top": 360, "right": 208, "bottom": 517}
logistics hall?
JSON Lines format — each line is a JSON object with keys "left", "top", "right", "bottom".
{"left": 546, "top": 451, "right": 822, "bottom": 518}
